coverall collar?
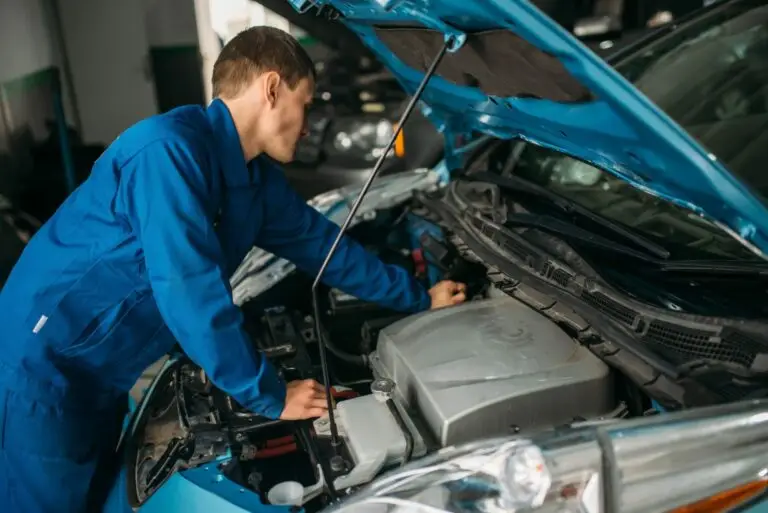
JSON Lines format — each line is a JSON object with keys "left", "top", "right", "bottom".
{"left": 206, "top": 98, "right": 259, "bottom": 188}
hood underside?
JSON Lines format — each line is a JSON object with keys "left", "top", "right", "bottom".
{"left": 287, "top": 0, "right": 768, "bottom": 258}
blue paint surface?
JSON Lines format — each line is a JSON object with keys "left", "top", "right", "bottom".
{"left": 102, "top": 464, "right": 301, "bottom": 513}
{"left": 286, "top": 0, "right": 768, "bottom": 256}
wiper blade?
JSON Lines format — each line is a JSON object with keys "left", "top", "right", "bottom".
{"left": 505, "top": 213, "right": 660, "bottom": 262}
{"left": 469, "top": 171, "right": 671, "bottom": 260}
{"left": 659, "top": 260, "right": 768, "bottom": 275}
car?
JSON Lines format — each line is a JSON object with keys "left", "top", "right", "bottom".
{"left": 573, "top": 0, "right": 715, "bottom": 51}
{"left": 102, "top": 0, "right": 768, "bottom": 512}
{"left": 283, "top": 51, "right": 444, "bottom": 199}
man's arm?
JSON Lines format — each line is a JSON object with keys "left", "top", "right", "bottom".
{"left": 120, "top": 139, "right": 288, "bottom": 419}
{"left": 257, "top": 161, "right": 431, "bottom": 313}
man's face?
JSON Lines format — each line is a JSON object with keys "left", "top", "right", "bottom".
{"left": 261, "top": 76, "right": 314, "bottom": 163}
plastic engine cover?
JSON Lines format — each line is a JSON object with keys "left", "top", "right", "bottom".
{"left": 370, "top": 295, "right": 613, "bottom": 446}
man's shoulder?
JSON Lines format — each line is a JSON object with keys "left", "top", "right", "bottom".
{"left": 112, "top": 106, "right": 213, "bottom": 167}
{"left": 251, "top": 155, "right": 291, "bottom": 189}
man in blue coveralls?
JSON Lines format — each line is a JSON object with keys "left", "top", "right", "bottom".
{"left": 0, "top": 27, "right": 466, "bottom": 512}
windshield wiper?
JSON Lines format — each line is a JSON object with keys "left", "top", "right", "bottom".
{"left": 504, "top": 213, "right": 661, "bottom": 262}
{"left": 468, "top": 171, "right": 671, "bottom": 259}
{"left": 659, "top": 260, "right": 768, "bottom": 275}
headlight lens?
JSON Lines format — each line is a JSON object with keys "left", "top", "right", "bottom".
{"left": 326, "top": 436, "right": 602, "bottom": 513}
{"left": 329, "top": 119, "right": 396, "bottom": 162}
{"left": 324, "top": 400, "right": 768, "bottom": 513}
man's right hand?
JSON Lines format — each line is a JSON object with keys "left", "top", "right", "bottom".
{"left": 279, "top": 379, "right": 329, "bottom": 420}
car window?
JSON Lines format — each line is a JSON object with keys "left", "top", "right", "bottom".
{"left": 615, "top": 0, "right": 768, "bottom": 201}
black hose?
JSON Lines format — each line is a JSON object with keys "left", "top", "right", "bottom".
{"left": 325, "top": 337, "right": 368, "bottom": 366}
{"left": 385, "top": 399, "right": 413, "bottom": 466}
{"left": 315, "top": 321, "right": 368, "bottom": 366}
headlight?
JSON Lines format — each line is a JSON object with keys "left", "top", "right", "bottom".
{"left": 326, "top": 434, "right": 602, "bottom": 513}
{"left": 328, "top": 118, "right": 399, "bottom": 162}
{"left": 326, "top": 400, "right": 768, "bottom": 513}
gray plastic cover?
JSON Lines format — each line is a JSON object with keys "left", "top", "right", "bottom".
{"left": 371, "top": 295, "right": 613, "bottom": 446}
{"left": 313, "top": 394, "right": 427, "bottom": 490}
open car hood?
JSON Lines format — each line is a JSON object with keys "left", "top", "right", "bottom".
{"left": 286, "top": 0, "right": 768, "bottom": 257}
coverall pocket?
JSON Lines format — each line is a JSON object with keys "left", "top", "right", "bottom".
{"left": 59, "top": 290, "right": 144, "bottom": 359}
{"left": 36, "top": 260, "right": 139, "bottom": 353}
{"left": 59, "top": 290, "right": 174, "bottom": 392}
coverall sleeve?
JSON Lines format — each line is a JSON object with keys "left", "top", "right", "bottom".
{"left": 122, "top": 140, "right": 286, "bottom": 419}
{"left": 258, "top": 163, "right": 431, "bottom": 313}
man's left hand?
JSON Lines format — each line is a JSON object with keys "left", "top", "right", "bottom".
{"left": 428, "top": 280, "right": 467, "bottom": 309}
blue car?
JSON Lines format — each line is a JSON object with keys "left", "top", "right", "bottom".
{"left": 104, "top": 0, "right": 768, "bottom": 511}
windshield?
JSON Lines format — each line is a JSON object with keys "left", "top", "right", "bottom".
{"left": 617, "top": 0, "right": 768, "bottom": 200}
{"left": 483, "top": 0, "right": 768, "bottom": 260}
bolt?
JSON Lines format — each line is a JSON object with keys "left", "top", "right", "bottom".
{"left": 330, "top": 455, "right": 347, "bottom": 473}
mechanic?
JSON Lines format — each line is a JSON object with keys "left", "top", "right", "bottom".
{"left": 0, "top": 26, "right": 466, "bottom": 513}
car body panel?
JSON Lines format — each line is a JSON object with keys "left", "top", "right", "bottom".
{"left": 102, "top": 465, "right": 288, "bottom": 513}
{"left": 286, "top": 0, "right": 768, "bottom": 257}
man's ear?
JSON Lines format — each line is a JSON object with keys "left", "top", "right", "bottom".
{"left": 263, "top": 71, "right": 281, "bottom": 108}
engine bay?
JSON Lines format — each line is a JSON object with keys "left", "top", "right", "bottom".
{"left": 124, "top": 205, "right": 643, "bottom": 511}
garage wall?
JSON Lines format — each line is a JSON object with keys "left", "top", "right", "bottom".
{"left": 143, "top": 0, "right": 206, "bottom": 113}
{"left": 56, "top": 0, "right": 159, "bottom": 146}
{"left": 0, "top": 0, "right": 58, "bottom": 84}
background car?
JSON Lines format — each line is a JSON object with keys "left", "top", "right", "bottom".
{"left": 283, "top": 51, "right": 444, "bottom": 199}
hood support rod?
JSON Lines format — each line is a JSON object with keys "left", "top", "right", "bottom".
{"left": 310, "top": 37, "right": 453, "bottom": 451}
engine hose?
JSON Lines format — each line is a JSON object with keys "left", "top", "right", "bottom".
{"left": 385, "top": 398, "right": 413, "bottom": 466}
{"left": 324, "top": 336, "right": 368, "bottom": 366}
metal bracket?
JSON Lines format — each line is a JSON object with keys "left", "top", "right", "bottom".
{"left": 287, "top": 0, "right": 323, "bottom": 14}
{"left": 400, "top": 5, "right": 466, "bottom": 51}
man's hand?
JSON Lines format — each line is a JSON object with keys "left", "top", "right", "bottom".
{"left": 429, "top": 280, "right": 467, "bottom": 309}
{"left": 279, "top": 379, "right": 329, "bottom": 420}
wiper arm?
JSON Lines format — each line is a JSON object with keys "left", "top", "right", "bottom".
{"left": 505, "top": 213, "right": 660, "bottom": 262}
{"left": 659, "top": 259, "right": 768, "bottom": 275}
{"left": 469, "top": 171, "right": 671, "bottom": 260}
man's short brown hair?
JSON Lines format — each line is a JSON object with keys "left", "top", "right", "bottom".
{"left": 212, "top": 26, "right": 316, "bottom": 99}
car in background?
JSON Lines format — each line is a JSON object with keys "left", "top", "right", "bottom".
{"left": 103, "top": 1, "right": 768, "bottom": 512}
{"left": 283, "top": 51, "right": 444, "bottom": 199}
{"left": 574, "top": 0, "right": 718, "bottom": 52}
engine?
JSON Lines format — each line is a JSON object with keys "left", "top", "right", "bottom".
{"left": 310, "top": 294, "right": 614, "bottom": 491}
{"left": 125, "top": 210, "right": 627, "bottom": 510}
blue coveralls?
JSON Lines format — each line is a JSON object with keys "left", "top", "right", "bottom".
{"left": 0, "top": 99, "right": 430, "bottom": 512}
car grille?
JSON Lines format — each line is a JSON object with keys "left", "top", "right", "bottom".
{"left": 580, "top": 289, "right": 761, "bottom": 369}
